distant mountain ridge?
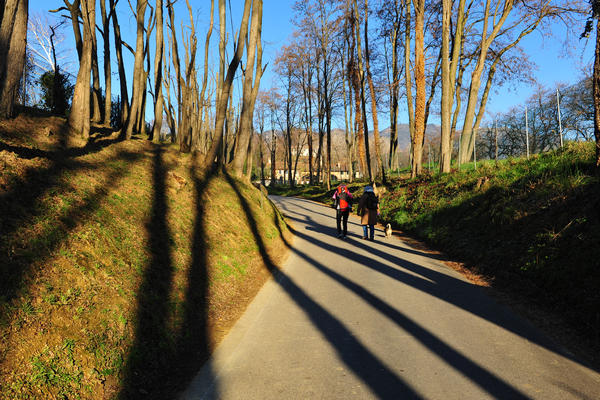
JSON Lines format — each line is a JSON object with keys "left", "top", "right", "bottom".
{"left": 331, "top": 124, "right": 441, "bottom": 150}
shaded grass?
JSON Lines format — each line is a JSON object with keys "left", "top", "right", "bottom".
{"left": 379, "top": 142, "right": 600, "bottom": 354}
{"left": 0, "top": 115, "right": 290, "bottom": 399}
{"left": 269, "top": 143, "right": 600, "bottom": 360}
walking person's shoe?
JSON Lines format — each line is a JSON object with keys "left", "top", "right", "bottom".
{"left": 362, "top": 236, "right": 368, "bottom": 240}
{"left": 342, "top": 235, "right": 347, "bottom": 240}
{"left": 337, "top": 233, "right": 343, "bottom": 238}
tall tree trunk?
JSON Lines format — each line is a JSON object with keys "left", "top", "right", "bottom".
{"left": 195, "top": 0, "right": 214, "bottom": 150}
{"left": 231, "top": 0, "right": 264, "bottom": 177}
{"left": 111, "top": 0, "right": 129, "bottom": 127}
{"left": 151, "top": 0, "right": 164, "bottom": 142}
{"left": 0, "top": 0, "right": 28, "bottom": 119}
{"left": 594, "top": 17, "right": 600, "bottom": 168}
{"left": 90, "top": 23, "right": 102, "bottom": 123}
{"left": 100, "top": 0, "right": 112, "bottom": 127}
{"left": 363, "top": 0, "right": 384, "bottom": 182}
{"left": 353, "top": 0, "right": 372, "bottom": 182}
{"left": 68, "top": 0, "right": 94, "bottom": 138}
{"left": 404, "top": 0, "right": 415, "bottom": 169}
{"left": 411, "top": 0, "right": 425, "bottom": 178}
{"left": 386, "top": 3, "right": 400, "bottom": 173}
{"left": 166, "top": 0, "right": 182, "bottom": 142}
{"left": 458, "top": 0, "right": 513, "bottom": 164}
{"left": 347, "top": 5, "right": 366, "bottom": 177}
{"left": 204, "top": 0, "right": 252, "bottom": 169}
{"left": 440, "top": 0, "right": 452, "bottom": 173}
{"left": 122, "top": 0, "right": 147, "bottom": 140}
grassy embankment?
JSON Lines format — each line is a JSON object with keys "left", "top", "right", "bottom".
{"left": 271, "top": 143, "right": 600, "bottom": 360}
{"left": 0, "top": 113, "right": 290, "bottom": 399}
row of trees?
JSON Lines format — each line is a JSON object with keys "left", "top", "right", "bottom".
{"left": 2, "top": 1, "right": 600, "bottom": 176}
{"left": 265, "top": 0, "right": 598, "bottom": 186}
{"left": 2, "top": 0, "right": 266, "bottom": 180}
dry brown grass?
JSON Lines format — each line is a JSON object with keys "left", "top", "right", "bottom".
{"left": 0, "top": 114, "right": 290, "bottom": 399}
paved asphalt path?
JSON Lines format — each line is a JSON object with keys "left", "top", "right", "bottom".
{"left": 182, "top": 195, "right": 600, "bottom": 399}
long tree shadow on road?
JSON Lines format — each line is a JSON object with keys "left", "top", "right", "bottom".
{"left": 267, "top": 197, "right": 600, "bottom": 397}
{"left": 279, "top": 207, "right": 591, "bottom": 370}
{"left": 224, "top": 174, "right": 423, "bottom": 399}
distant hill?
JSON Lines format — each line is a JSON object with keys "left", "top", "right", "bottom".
{"left": 331, "top": 124, "right": 441, "bottom": 150}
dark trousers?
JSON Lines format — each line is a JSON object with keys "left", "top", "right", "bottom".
{"left": 362, "top": 224, "right": 375, "bottom": 239}
{"left": 336, "top": 209, "right": 349, "bottom": 235}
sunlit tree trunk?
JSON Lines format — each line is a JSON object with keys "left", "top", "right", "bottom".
{"left": 411, "top": 0, "right": 425, "bottom": 178}
{"left": 150, "top": 0, "right": 165, "bottom": 142}
{"left": 0, "top": 0, "right": 28, "bottom": 119}
{"left": 440, "top": 0, "right": 452, "bottom": 172}
{"left": 122, "top": 0, "right": 147, "bottom": 140}
{"left": 594, "top": 16, "right": 600, "bottom": 168}
{"left": 204, "top": 0, "right": 252, "bottom": 169}
{"left": 99, "top": 0, "right": 112, "bottom": 127}
{"left": 68, "top": 0, "right": 94, "bottom": 138}
{"left": 363, "top": 0, "right": 384, "bottom": 182}
{"left": 110, "top": 0, "right": 129, "bottom": 127}
{"left": 231, "top": 0, "right": 264, "bottom": 178}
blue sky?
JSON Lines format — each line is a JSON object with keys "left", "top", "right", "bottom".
{"left": 29, "top": 0, "right": 594, "bottom": 128}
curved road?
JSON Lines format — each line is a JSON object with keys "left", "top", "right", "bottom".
{"left": 182, "top": 195, "right": 600, "bottom": 399}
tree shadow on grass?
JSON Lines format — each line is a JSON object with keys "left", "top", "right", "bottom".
{"left": 118, "top": 150, "right": 213, "bottom": 399}
{"left": 0, "top": 118, "right": 138, "bottom": 302}
{"left": 0, "top": 148, "right": 142, "bottom": 306}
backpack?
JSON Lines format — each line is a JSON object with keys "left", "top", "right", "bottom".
{"left": 366, "top": 192, "right": 378, "bottom": 210}
{"left": 337, "top": 186, "right": 351, "bottom": 211}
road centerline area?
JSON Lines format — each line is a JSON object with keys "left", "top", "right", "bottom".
{"left": 182, "top": 196, "right": 600, "bottom": 400}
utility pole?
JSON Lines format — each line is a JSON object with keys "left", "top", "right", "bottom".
{"left": 474, "top": 129, "right": 477, "bottom": 170}
{"left": 458, "top": 131, "right": 462, "bottom": 171}
{"left": 428, "top": 143, "right": 431, "bottom": 170}
{"left": 525, "top": 106, "right": 530, "bottom": 159}
{"left": 557, "top": 88, "right": 563, "bottom": 149}
{"left": 494, "top": 119, "right": 498, "bottom": 163}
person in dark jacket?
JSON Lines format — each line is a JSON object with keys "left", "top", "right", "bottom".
{"left": 356, "top": 185, "right": 379, "bottom": 241}
{"left": 332, "top": 184, "right": 353, "bottom": 239}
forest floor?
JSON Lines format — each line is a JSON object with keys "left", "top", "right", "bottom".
{"left": 0, "top": 112, "right": 291, "bottom": 399}
{"left": 270, "top": 144, "right": 600, "bottom": 370}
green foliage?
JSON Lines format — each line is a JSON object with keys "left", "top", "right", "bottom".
{"left": 380, "top": 143, "right": 600, "bottom": 344}
{"left": 38, "top": 69, "right": 74, "bottom": 115}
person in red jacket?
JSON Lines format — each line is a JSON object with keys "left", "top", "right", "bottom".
{"left": 332, "top": 184, "right": 353, "bottom": 239}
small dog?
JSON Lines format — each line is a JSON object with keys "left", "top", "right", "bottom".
{"left": 384, "top": 223, "right": 392, "bottom": 239}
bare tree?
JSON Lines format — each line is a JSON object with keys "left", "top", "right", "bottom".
{"left": 204, "top": 0, "right": 252, "bottom": 168}
{"left": 231, "top": 0, "right": 266, "bottom": 179}
{"left": 122, "top": 0, "right": 148, "bottom": 139}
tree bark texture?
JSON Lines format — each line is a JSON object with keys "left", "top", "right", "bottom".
{"left": 122, "top": 0, "right": 147, "bottom": 140}
{"left": 594, "top": 17, "right": 600, "bottom": 168}
{"left": 68, "top": 0, "right": 94, "bottom": 138}
{"left": 231, "top": 0, "right": 264, "bottom": 178}
{"left": 204, "top": 0, "right": 252, "bottom": 169}
{"left": 111, "top": 0, "right": 129, "bottom": 127}
{"left": 411, "top": 0, "right": 425, "bottom": 178}
{"left": 440, "top": 0, "right": 452, "bottom": 173}
{"left": 363, "top": 0, "right": 384, "bottom": 182}
{"left": 100, "top": 0, "right": 112, "bottom": 126}
{"left": 151, "top": 0, "right": 165, "bottom": 142}
{"left": 0, "top": 0, "right": 28, "bottom": 119}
